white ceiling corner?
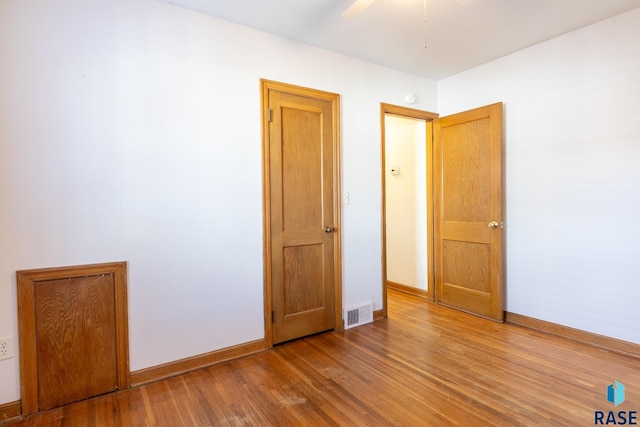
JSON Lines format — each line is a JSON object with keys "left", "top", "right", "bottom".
{"left": 158, "top": 0, "right": 640, "bottom": 80}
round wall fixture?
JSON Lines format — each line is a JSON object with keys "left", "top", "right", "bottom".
{"left": 405, "top": 93, "right": 417, "bottom": 104}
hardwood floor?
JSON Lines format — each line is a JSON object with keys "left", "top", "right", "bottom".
{"left": 5, "top": 290, "right": 639, "bottom": 426}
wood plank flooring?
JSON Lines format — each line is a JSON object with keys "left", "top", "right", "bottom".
{"left": 5, "top": 290, "right": 639, "bottom": 426}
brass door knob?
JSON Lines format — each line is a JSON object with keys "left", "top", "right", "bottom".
{"left": 323, "top": 227, "right": 335, "bottom": 233}
{"left": 488, "top": 221, "right": 500, "bottom": 229}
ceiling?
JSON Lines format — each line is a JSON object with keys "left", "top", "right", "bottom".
{"left": 159, "top": 0, "right": 640, "bottom": 80}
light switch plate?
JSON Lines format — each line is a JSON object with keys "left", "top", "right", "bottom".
{"left": 342, "top": 192, "right": 350, "bottom": 205}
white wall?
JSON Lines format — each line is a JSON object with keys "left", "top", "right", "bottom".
{"left": 0, "top": 0, "right": 438, "bottom": 404}
{"left": 439, "top": 7, "right": 640, "bottom": 344}
{"left": 385, "top": 116, "right": 428, "bottom": 290}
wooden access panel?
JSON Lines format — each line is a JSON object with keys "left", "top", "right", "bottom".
{"left": 17, "top": 262, "right": 129, "bottom": 415}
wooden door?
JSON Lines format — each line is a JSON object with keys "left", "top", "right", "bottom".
{"left": 262, "top": 80, "right": 341, "bottom": 345}
{"left": 433, "top": 103, "right": 503, "bottom": 321}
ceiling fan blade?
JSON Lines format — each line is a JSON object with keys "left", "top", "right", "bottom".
{"left": 343, "top": 0, "right": 376, "bottom": 18}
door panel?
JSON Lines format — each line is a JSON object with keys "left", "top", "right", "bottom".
{"left": 442, "top": 118, "right": 490, "bottom": 222}
{"left": 284, "top": 244, "right": 324, "bottom": 314}
{"left": 264, "top": 82, "right": 340, "bottom": 344}
{"left": 281, "top": 106, "right": 324, "bottom": 231}
{"left": 35, "top": 275, "right": 118, "bottom": 410}
{"left": 434, "top": 103, "right": 503, "bottom": 321}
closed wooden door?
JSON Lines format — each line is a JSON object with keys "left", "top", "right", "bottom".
{"left": 433, "top": 103, "right": 503, "bottom": 321}
{"left": 262, "top": 80, "right": 341, "bottom": 345}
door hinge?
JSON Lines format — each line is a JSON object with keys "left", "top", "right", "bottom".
{"left": 267, "top": 109, "right": 272, "bottom": 122}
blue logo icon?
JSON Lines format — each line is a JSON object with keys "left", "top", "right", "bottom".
{"left": 608, "top": 381, "right": 625, "bottom": 406}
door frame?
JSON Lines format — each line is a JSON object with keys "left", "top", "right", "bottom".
{"left": 261, "top": 79, "right": 343, "bottom": 347}
{"left": 380, "top": 103, "right": 438, "bottom": 318}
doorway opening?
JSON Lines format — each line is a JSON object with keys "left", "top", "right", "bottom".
{"left": 381, "top": 104, "right": 438, "bottom": 317}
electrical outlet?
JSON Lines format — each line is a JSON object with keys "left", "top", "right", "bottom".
{"left": 0, "top": 337, "right": 14, "bottom": 361}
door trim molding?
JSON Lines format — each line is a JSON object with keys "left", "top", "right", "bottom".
{"left": 16, "top": 261, "right": 130, "bottom": 416}
{"left": 261, "top": 79, "right": 343, "bottom": 347}
{"left": 380, "top": 103, "right": 438, "bottom": 318}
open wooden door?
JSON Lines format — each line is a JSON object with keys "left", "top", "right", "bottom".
{"left": 433, "top": 103, "right": 503, "bottom": 321}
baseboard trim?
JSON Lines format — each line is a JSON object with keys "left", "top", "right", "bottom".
{"left": 387, "top": 281, "right": 429, "bottom": 299}
{"left": 0, "top": 400, "right": 21, "bottom": 424}
{"left": 130, "top": 339, "right": 266, "bottom": 387}
{"left": 505, "top": 312, "right": 640, "bottom": 359}
{"left": 373, "top": 309, "right": 385, "bottom": 321}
